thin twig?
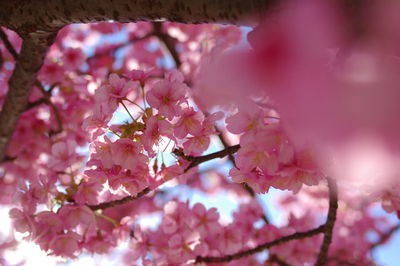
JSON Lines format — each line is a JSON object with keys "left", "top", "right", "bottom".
{"left": 89, "top": 146, "right": 242, "bottom": 210}
{"left": 88, "top": 187, "right": 151, "bottom": 211}
{"left": 48, "top": 101, "right": 63, "bottom": 136}
{"left": 314, "top": 177, "right": 338, "bottom": 266}
{"left": 195, "top": 225, "right": 325, "bottom": 263}
{"left": 152, "top": 22, "right": 182, "bottom": 68}
{"left": 195, "top": 177, "right": 339, "bottom": 264}
{"left": 0, "top": 27, "right": 18, "bottom": 60}
{"left": 25, "top": 97, "right": 47, "bottom": 110}
{"left": 215, "top": 129, "right": 270, "bottom": 224}
{"left": 0, "top": 32, "right": 62, "bottom": 138}
{"left": 172, "top": 144, "right": 241, "bottom": 172}
{"left": 35, "top": 81, "right": 63, "bottom": 135}
{"left": 370, "top": 223, "right": 400, "bottom": 250}
{"left": 0, "top": 32, "right": 57, "bottom": 162}
{"left": 269, "top": 254, "right": 292, "bottom": 266}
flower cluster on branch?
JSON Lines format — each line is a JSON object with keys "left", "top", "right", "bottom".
{"left": 0, "top": 0, "right": 399, "bottom": 265}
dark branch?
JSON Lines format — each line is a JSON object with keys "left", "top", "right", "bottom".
{"left": 35, "top": 82, "right": 63, "bottom": 136}
{"left": 48, "top": 101, "right": 63, "bottom": 136}
{"left": 314, "top": 177, "right": 338, "bottom": 266}
{"left": 195, "top": 177, "right": 339, "bottom": 264}
{"left": 152, "top": 22, "right": 182, "bottom": 68}
{"left": 88, "top": 187, "right": 151, "bottom": 211}
{"left": 370, "top": 223, "right": 400, "bottom": 250}
{"left": 215, "top": 129, "right": 270, "bottom": 224}
{"left": 89, "top": 145, "right": 242, "bottom": 210}
{"left": 195, "top": 225, "right": 325, "bottom": 263}
{"left": 269, "top": 254, "right": 292, "bottom": 266}
{"left": 25, "top": 98, "right": 47, "bottom": 110}
{"left": 0, "top": 31, "right": 57, "bottom": 162}
{"left": 172, "top": 144, "right": 241, "bottom": 172}
{"left": 0, "top": 28, "right": 18, "bottom": 60}
{"left": 0, "top": 0, "right": 275, "bottom": 32}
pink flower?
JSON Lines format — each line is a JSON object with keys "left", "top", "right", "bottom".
{"left": 108, "top": 169, "right": 149, "bottom": 196}
{"left": 74, "top": 179, "right": 103, "bottom": 205}
{"left": 58, "top": 205, "right": 96, "bottom": 229}
{"left": 95, "top": 73, "right": 138, "bottom": 109}
{"left": 124, "top": 69, "right": 158, "bottom": 86}
{"left": 49, "top": 232, "right": 81, "bottom": 258}
{"left": 128, "top": 225, "right": 150, "bottom": 260}
{"left": 84, "top": 235, "right": 112, "bottom": 254}
{"left": 49, "top": 140, "right": 78, "bottom": 171}
{"left": 141, "top": 116, "right": 174, "bottom": 157}
{"left": 190, "top": 203, "right": 220, "bottom": 237}
{"left": 91, "top": 137, "right": 114, "bottom": 169}
{"left": 62, "top": 47, "right": 86, "bottom": 70}
{"left": 167, "top": 233, "right": 196, "bottom": 264}
{"left": 229, "top": 168, "right": 272, "bottom": 194}
{"left": 217, "top": 225, "right": 243, "bottom": 254}
{"left": 38, "top": 61, "right": 64, "bottom": 84}
{"left": 110, "top": 138, "right": 148, "bottom": 171}
{"left": 226, "top": 106, "right": 265, "bottom": 135}
{"left": 174, "top": 107, "right": 204, "bottom": 138}
{"left": 35, "top": 211, "right": 64, "bottom": 234}
{"left": 236, "top": 143, "right": 278, "bottom": 175}
{"left": 182, "top": 135, "right": 210, "bottom": 155}
{"left": 82, "top": 104, "right": 113, "bottom": 140}
{"left": 274, "top": 151, "right": 322, "bottom": 193}
{"left": 146, "top": 71, "right": 187, "bottom": 120}
{"left": 9, "top": 208, "right": 35, "bottom": 234}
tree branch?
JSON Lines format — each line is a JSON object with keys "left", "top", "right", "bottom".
{"left": 0, "top": 0, "right": 275, "bottom": 32}
{"left": 152, "top": 22, "right": 182, "bottom": 68}
{"left": 88, "top": 187, "right": 151, "bottom": 211}
{"left": 370, "top": 223, "right": 400, "bottom": 250}
{"left": 173, "top": 144, "right": 241, "bottom": 172}
{"left": 195, "top": 177, "right": 339, "bottom": 264}
{"left": 215, "top": 129, "right": 270, "bottom": 224}
{"left": 195, "top": 225, "right": 325, "bottom": 263}
{"left": 314, "top": 177, "right": 338, "bottom": 266}
{"left": 0, "top": 31, "right": 57, "bottom": 162}
{"left": 0, "top": 28, "right": 18, "bottom": 60}
{"left": 269, "top": 254, "right": 292, "bottom": 266}
{"left": 35, "top": 82, "right": 63, "bottom": 136}
{"left": 89, "top": 144, "right": 242, "bottom": 210}
{"left": 89, "top": 145, "right": 242, "bottom": 210}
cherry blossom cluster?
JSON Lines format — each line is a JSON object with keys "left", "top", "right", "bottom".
{"left": 0, "top": 3, "right": 400, "bottom": 264}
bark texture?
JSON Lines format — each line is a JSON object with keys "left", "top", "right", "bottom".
{"left": 0, "top": 0, "right": 275, "bottom": 162}
{"left": 0, "top": 0, "right": 275, "bottom": 32}
{"left": 0, "top": 31, "right": 57, "bottom": 161}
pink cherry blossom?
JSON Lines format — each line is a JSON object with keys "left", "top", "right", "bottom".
{"left": 2, "top": 7, "right": 400, "bottom": 266}
{"left": 146, "top": 71, "right": 187, "bottom": 120}
{"left": 49, "top": 232, "right": 81, "bottom": 258}
{"left": 173, "top": 107, "right": 204, "bottom": 138}
{"left": 62, "top": 47, "right": 86, "bottom": 70}
{"left": 141, "top": 116, "right": 174, "bottom": 157}
{"left": 38, "top": 61, "right": 64, "bottom": 84}
{"left": 74, "top": 179, "right": 103, "bottom": 205}
{"left": 190, "top": 203, "right": 220, "bottom": 237}
{"left": 58, "top": 205, "right": 96, "bottom": 229}
{"left": 49, "top": 140, "right": 79, "bottom": 171}
{"left": 110, "top": 138, "right": 148, "bottom": 171}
